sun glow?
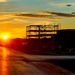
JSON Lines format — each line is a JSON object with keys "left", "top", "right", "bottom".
{"left": 1, "top": 33, "right": 11, "bottom": 40}
{"left": 2, "top": 48, "right": 8, "bottom": 75}
{"left": 1, "top": 33, "right": 10, "bottom": 46}
{"left": 2, "top": 34, "right": 9, "bottom": 40}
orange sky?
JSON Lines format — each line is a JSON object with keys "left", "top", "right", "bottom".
{"left": 0, "top": 0, "right": 75, "bottom": 38}
{"left": 0, "top": 13, "right": 75, "bottom": 39}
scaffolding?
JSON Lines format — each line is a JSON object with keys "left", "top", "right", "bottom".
{"left": 26, "top": 24, "right": 59, "bottom": 39}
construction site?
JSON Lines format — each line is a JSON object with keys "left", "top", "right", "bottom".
{"left": 26, "top": 24, "right": 59, "bottom": 39}
{"left": 2, "top": 24, "right": 75, "bottom": 55}
{"left": 24, "top": 24, "right": 60, "bottom": 54}
{"left": 25, "top": 24, "right": 75, "bottom": 54}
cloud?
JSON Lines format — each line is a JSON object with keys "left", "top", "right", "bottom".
{"left": 0, "top": 0, "right": 20, "bottom": 2}
{"left": 0, "top": 18, "right": 29, "bottom": 26}
{"left": 30, "top": 20, "right": 53, "bottom": 25}
{"left": 14, "top": 13, "right": 49, "bottom": 18}
{"left": 13, "top": 19, "right": 29, "bottom": 23}
{"left": 0, "top": 14, "right": 17, "bottom": 22}
{"left": 0, "top": 15, "right": 12, "bottom": 20}
{"left": 38, "top": 11, "right": 75, "bottom": 17}
{"left": 36, "top": 11, "right": 52, "bottom": 15}
{"left": 0, "top": 14, "right": 29, "bottom": 28}
{"left": 0, "top": 14, "right": 29, "bottom": 23}
{"left": 0, "top": 0, "right": 7, "bottom": 2}
{"left": 49, "top": 2, "right": 75, "bottom": 7}
{"left": 13, "top": 13, "right": 62, "bottom": 20}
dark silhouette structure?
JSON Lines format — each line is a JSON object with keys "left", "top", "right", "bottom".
{"left": 26, "top": 24, "right": 59, "bottom": 39}
{"left": 55, "top": 29, "right": 75, "bottom": 53}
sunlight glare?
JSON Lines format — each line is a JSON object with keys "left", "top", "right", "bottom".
{"left": 1, "top": 48, "right": 8, "bottom": 75}
{"left": 2, "top": 34, "right": 9, "bottom": 40}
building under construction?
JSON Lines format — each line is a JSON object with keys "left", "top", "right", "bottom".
{"left": 26, "top": 24, "right": 60, "bottom": 39}
{"left": 25, "top": 24, "right": 60, "bottom": 54}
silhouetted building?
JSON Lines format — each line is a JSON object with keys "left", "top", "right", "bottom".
{"left": 55, "top": 29, "right": 75, "bottom": 53}
{"left": 26, "top": 24, "right": 59, "bottom": 39}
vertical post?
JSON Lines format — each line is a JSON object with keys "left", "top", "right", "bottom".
{"left": 26, "top": 26, "right": 28, "bottom": 39}
{"left": 38, "top": 25, "right": 41, "bottom": 39}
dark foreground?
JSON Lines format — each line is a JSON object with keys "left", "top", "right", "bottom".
{"left": 49, "top": 60, "right": 75, "bottom": 73}
{"left": 0, "top": 47, "right": 74, "bottom": 75}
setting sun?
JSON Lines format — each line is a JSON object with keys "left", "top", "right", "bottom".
{"left": 3, "top": 35, "right": 8, "bottom": 40}
{"left": 1, "top": 33, "right": 10, "bottom": 46}
{"left": 0, "top": 33, "right": 12, "bottom": 40}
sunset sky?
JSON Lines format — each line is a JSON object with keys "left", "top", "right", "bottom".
{"left": 0, "top": 0, "right": 75, "bottom": 38}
